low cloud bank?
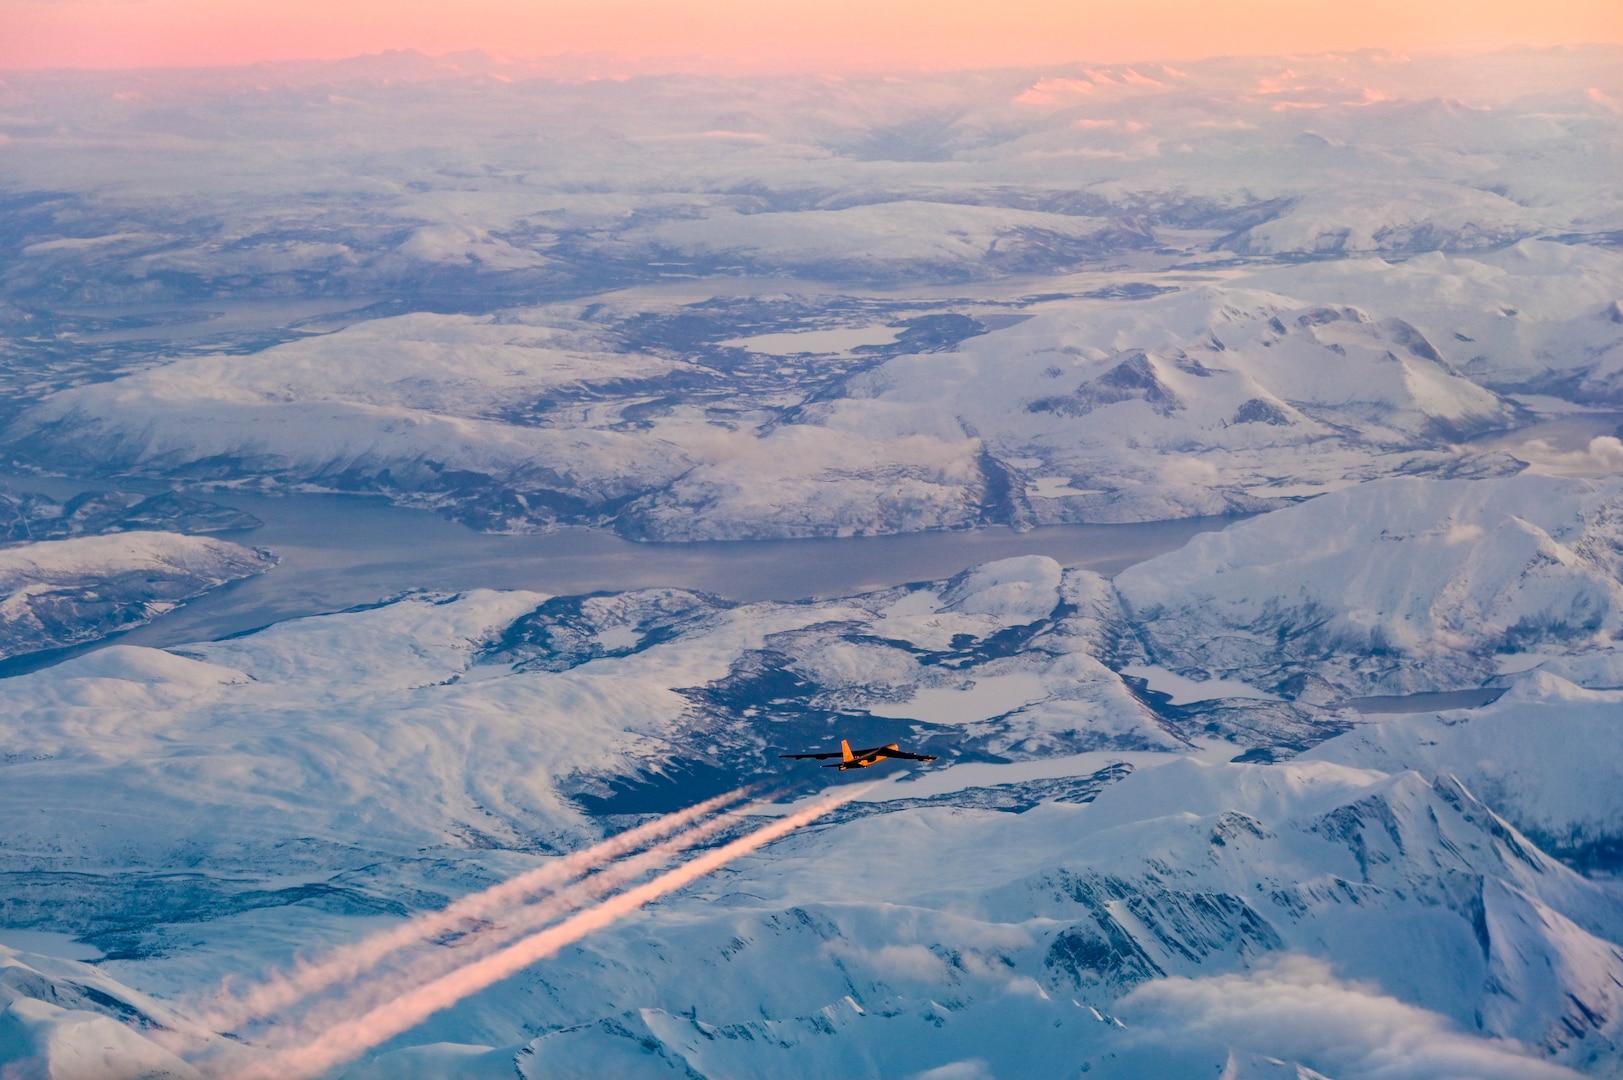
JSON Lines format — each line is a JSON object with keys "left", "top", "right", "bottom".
{"left": 1116, "top": 955, "right": 1579, "bottom": 1080}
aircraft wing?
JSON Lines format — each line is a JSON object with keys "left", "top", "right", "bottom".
{"left": 874, "top": 748, "right": 938, "bottom": 762}
{"left": 779, "top": 751, "right": 844, "bottom": 760}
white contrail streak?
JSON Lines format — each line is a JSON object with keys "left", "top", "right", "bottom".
{"left": 240, "top": 786, "right": 867, "bottom": 1080}
{"left": 196, "top": 787, "right": 752, "bottom": 1030}
{"left": 265, "top": 799, "right": 762, "bottom": 1044}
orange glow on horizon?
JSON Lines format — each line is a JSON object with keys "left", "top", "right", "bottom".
{"left": 3, "top": 0, "right": 1622, "bottom": 72}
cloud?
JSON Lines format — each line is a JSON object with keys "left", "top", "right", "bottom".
{"left": 1160, "top": 455, "right": 1222, "bottom": 484}
{"left": 1073, "top": 118, "right": 1149, "bottom": 132}
{"left": 1589, "top": 87, "right": 1623, "bottom": 113}
{"left": 1116, "top": 955, "right": 1581, "bottom": 1080}
{"left": 1013, "top": 77, "right": 1094, "bottom": 105}
{"left": 821, "top": 942, "right": 952, "bottom": 983}
{"left": 906, "top": 1060, "right": 994, "bottom": 1080}
{"left": 1514, "top": 435, "right": 1623, "bottom": 478}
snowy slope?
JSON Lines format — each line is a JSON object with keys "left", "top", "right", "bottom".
{"left": 1114, "top": 474, "right": 1623, "bottom": 697}
{"left": 3, "top": 50, "right": 1619, "bottom": 537}
{"left": 1305, "top": 671, "right": 1623, "bottom": 869}
{"left": 1, "top": 46, "right": 1623, "bottom": 1080}
{"left": 0, "top": 944, "right": 217, "bottom": 1080}
{"left": 0, "top": 558, "right": 1181, "bottom": 882}
{"left": 2, "top": 752, "right": 1617, "bottom": 1079}
{"left": 8, "top": 311, "right": 708, "bottom": 531}
{"left": 391, "top": 759, "right": 1618, "bottom": 1078}
{"left": 633, "top": 200, "right": 1122, "bottom": 281}
{"left": 811, "top": 283, "right": 1527, "bottom": 526}
{"left": 0, "top": 533, "right": 274, "bottom": 661}
{"left": 1241, "top": 243, "right": 1623, "bottom": 403}
{"left": 4, "top": 275, "right": 1562, "bottom": 538}
{"left": 0, "top": 550, "right": 1618, "bottom": 1076}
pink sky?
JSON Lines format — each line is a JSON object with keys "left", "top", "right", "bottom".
{"left": 3, "top": 0, "right": 1622, "bottom": 71}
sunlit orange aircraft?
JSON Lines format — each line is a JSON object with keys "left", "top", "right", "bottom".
{"left": 780, "top": 739, "right": 938, "bottom": 770}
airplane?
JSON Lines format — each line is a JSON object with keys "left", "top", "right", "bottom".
{"left": 780, "top": 739, "right": 938, "bottom": 771}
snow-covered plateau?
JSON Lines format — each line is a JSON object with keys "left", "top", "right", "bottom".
{"left": 1, "top": 45, "right": 1623, "bottom": 1080}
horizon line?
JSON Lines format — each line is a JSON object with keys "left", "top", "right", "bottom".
{"left": 3, "top": 40, "right": 1620, "bottom": 78}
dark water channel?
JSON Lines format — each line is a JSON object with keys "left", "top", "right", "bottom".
{"left": 1342, "top": 688, "right": 1507, "bottom": 714}
{"left": 0, "top": 472, "right": 1239, "bottom": 664}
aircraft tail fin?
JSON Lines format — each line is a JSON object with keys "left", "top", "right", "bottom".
{"left": 841, "top": 739, "right": 854, "bottom": 764}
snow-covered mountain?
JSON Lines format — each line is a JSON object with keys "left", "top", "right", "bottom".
{"left": 4, "top": 721, "right": 1618, "bottom": 1078}
{"left": 12, "top": 267, "right": 1606, "bottom": 538}
{"left": 0, "top": 533, "right": 275, "bottom": 662}
{"left": 1306, "top": 672, "right": 1623, "bottom": 871}
{"left": 0, "top": 484, "right": 260, "bottom": 544}
{"left": 1, "top": 497, "right": 1622, "bottom": 1076}
{"left": 1114, "top": 473, "right": 1623, "bottom": 698}
{"left": 2, "top": 49, "right": 1620, "bottom": 537}
{"left": 2, "top": 45, "right": 1623, "bottom": 1080}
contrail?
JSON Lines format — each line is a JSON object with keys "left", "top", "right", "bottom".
{"left": 241, "top": 785, "right": 867, "bottom": 1080}
{"left": 197, "top": 787, "right": 752, "bottom": 1030}
{"left": 264, "top": 798, "right": 764, "bottom": 1044}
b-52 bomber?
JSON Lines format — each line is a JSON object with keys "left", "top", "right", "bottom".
{"left": 780, "top": 739, "right": 938, "bottom": 771}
